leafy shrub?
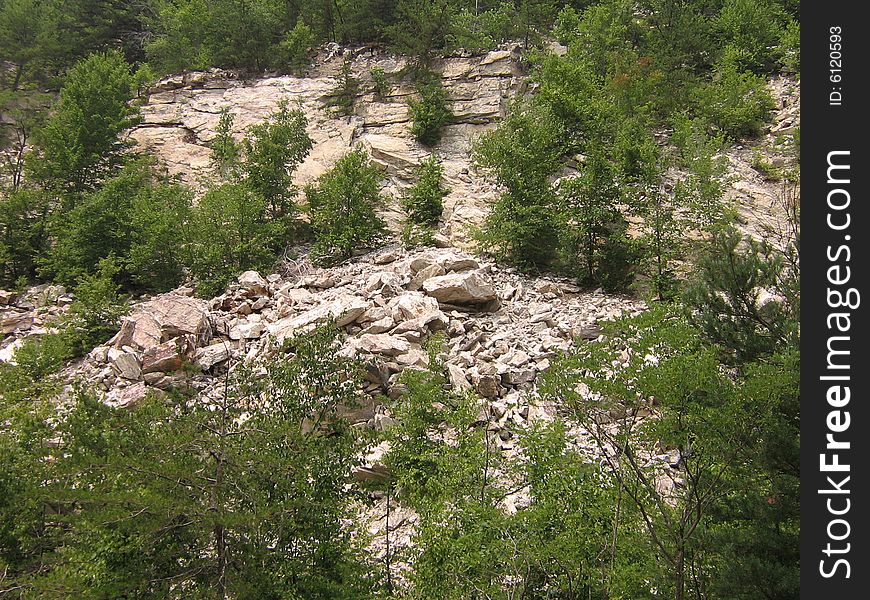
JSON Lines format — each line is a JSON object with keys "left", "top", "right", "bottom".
{"left": 278, "top": 18, "right": 315, "bottom": 73}
{"left": 715, "top": 0, "right": 786, "bottom": 74}
{"left": 187, "top": 182, "right": 277, "bottom": 297}
{"left": 242, "top": 99, "right": 312, "bottom": 221}
{"left": 210, "top": 109, "right": 241, "bottom": 179}
{"left": 327, "top": 58, "right": 360, "bottom": 116}
{"left": 28, "top": 50, "right": 138, "bottom": 194}
{"left": 691, "top": 55, "right": 775, "bottom": 140}
{"left": 0, "top": 188, "right": 50, "bottom": 286}
{"left": 780, "top": 19, "right": 800, "bottom": 76}
{"left": 557, "top": 150, "right": 637, "bottom": 290}
{"left": 306, "top": 148, "right": 387, "bottom": 264}
{"left": 370, "top": 67, "right": 391, "bottom": 100}
{"left": 408, "top": 76, "right": 453, "bottom": 146}
{"left": 61, "top": 257, "right": 130, "bottom": 356}
{"left": 41, "top": 160, "right": 191, "bottom": 293}
{"left": 473, "top": 102, "right": 565, "bottom": 270}
{"left": 447, "top": 4, "right": 518, "bottom": 52}
{"left": 402, "top": 154, "right": 447, "bottom": 227}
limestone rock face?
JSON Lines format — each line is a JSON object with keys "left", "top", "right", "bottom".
{"left": 130, "top": 47, "right": 523, "bottom": 247}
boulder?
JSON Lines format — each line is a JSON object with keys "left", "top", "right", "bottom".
{"left": 106, "top": 381, "right": 148, "bottom": 409}
{"left": 194, "top": 341, "right": 232, "bottom": 370}
{"left": 112, "top": 352, "right": 142, "bottom": 381}
{"left": 111, "top": 294, "right": 212, "bottom": 350}
{"left": 349, "top": 334, "right": 411, "bottom": 357}
{"left": 422, "top": 272, "right": 498, "bottom": 306}
{"left": 1, "top": 310, "right": 32, "bottom": 335}
{"left": 389, "top": 292, "right": 441, "bottom": 322}
{"left": 407, "top": 263, "right": 445, "bottom": 291}
{"left": 141, "top": 337, "right": 192, "bottom": 374}
{"left": 0, "top": 290, "right": 16, "bottom": 305}
{"left": 237, "top": 270, "right": 268, "bottom": 296}
{"left": 268, "top": 296, "right": 369, "bottom": 342}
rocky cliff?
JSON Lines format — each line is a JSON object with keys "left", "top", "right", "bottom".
{"left": 129, "top": 45, "right": 527, "bottom": 247}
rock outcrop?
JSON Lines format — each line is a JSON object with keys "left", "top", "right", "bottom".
{"left": 129, "top": 46, "right": 526, "bottom": 247}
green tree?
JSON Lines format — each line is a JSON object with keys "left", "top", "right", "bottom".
{"left": 241, "top": 99, "right": 312, "bottom": 223}
{"left": 407, "top": 76, "right": 453, "bottom": 146}
{"left": 541, "top": 307, "right": 757, "bottom": 600}
{"left": 0, "top": 0, "right": 60, "bottom": 90}
{"left": 17, "top": 325, "right": 372, "bottom": 598}
{"left": 210, "top": 109, "right": 242, "bottom": 179}
{"left": 277, "top": 17, "right": 316, "bottom": 73}
{"left": 386, "top": 0, "right": 455, "bottom": 67}
{"left": 715, "top": 0, "right": 786, "bottom": 74}
{"left": 306, "top": 147, "right": 387, "bottom": 264}
{"left": 0, "top": 188, "right": 52, "bottom": 286}
{"left": 187, "top": 182, "right": 277, "bottom": 296}
{"left": 28, "top": 51, "right": 138, "bottom": 195}
{"left": 401, "top": 154, "right": 447, "bottom": 228}
{"left": 473, "top": 102, "right": 565, "bottom": 270}
{"left": 326, "top": 58, "right": 361, "bottom": 117}
{"left": 61, "top": 256, "right": 130, "bottom": 356}
{"left": 691, "top": 53, "right": 775, "bottom": 140}
{"left": 557, "top": 148, "right": 635, "bottom": 290}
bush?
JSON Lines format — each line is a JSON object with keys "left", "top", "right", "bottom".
{"left": 242, "top": 99, "right": 313, "bottom": 222}
{"left": 447, "top": 4, "right": 518, "bottom": 52}
{"left": 0, "top": 188, "right": 50, "bottom": 286}
{"left": 277, "top": 18, "right": 315, "bottom": 73}
{"left": 691, "top": 54, "right": 775, "bottom": 140}
{"left": 28, "top": 51, "right": 138, "bottom": 194}
{"left": 305, "top": 148, "right": 387, "bottom": 265}
{"left": 61, "top": 257, "right": 130, "bottom": 356}
{"left": 715, "top": 0, "right": 786, "bottom": 74}
{"left": 370, "top": 67, "right": 391, "bottom": 100}
{"left": 41, "top": 160, "right": 192, "bottom": 293}
{"left": 402, "top": 154, "right": 447, "bottom": 227}
{"left": 408, "top": 77, "right": 453, "bottom": 146}
{"left": 210, "top": 109, "right": 241, "bottom": 179}
{"left": 326, "top": 58, "right": 360, "bottom": 117}
{"left": 473, "top": 102, "right": 565, "bottom": 270}
{"left": 780, "top": 20, "right": 800, "bottom": 76}
{"left": 187, "top": 183, "right": 277, "bottom": 297}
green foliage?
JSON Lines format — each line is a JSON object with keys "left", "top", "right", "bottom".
{"left": 715, "top": 0, "right": 786, "bottom": 74}
{"left": 473, "top": 102, "right": 564, "bottom": 270}
{"left": 384, "top": 342, "right": 486, "bottom": 512}
{"left": 541, "top": 306, "right": 759, "bottom": 600}
{"left": 386, "top": 0, "right": 455, "bottom": 67}
{"left": 40, "top": 160, "right": 191, "bottom": 293}
{"left": 7, "top": 325, "right": 373, "bottom": 598}
{"left": 407, "top": 76, "right": 453, "bottom": 146}
{"left": 370, "top": 67, "right": 391, "bottom": 100}
{"left": 28, "top": 51, "right": 139, "bottom": 194}
{"left": 557, "top": 149, "right": 636, "bottom": 290}
{"left": 780, "top": 19, "right": 800, "bottom": 76}
{"left": 205, "top": 0, "right": 285, "bottom": 71}
{"left": 61, "top": 257, "right": 130, "bottom": 355}
{"left": 125, "top": 180, "right": 193, "bottom": 292}
{"left": 187, "top": 182, "right": 277, "bottom": 296}
{"left": 402, "top": 154, "right": 447, "bottom": 228}
{"left": 306, "top": 147, "right": 387, "bottom": 265}
{"left": 144, "top": 0, "right": 212, "bottom": 74}
{"left": 327, "top": 58, "right": 361, "bottom": 116}
{"left": 278, "top": 18, "right": 316, "bottom": 73}
{"left": 0, "top": 0, "right": 61, "bottom": 90}
{"left": 691, "top": 55, "right": 775, "bottom": 140}
{"left": 447, "top": 3, "right": 519, "bottom": 52}
{"left": 0, "top": 188, "right": 51, "bottom": 286}
{"left": 210, "top": 108, "right": 242, "bottom": 179}
{"left": 241, "top": 99, "right": 313, "bottom": 221}
{"left": 683, "top": 225, "right": 799, "bottom": 363}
